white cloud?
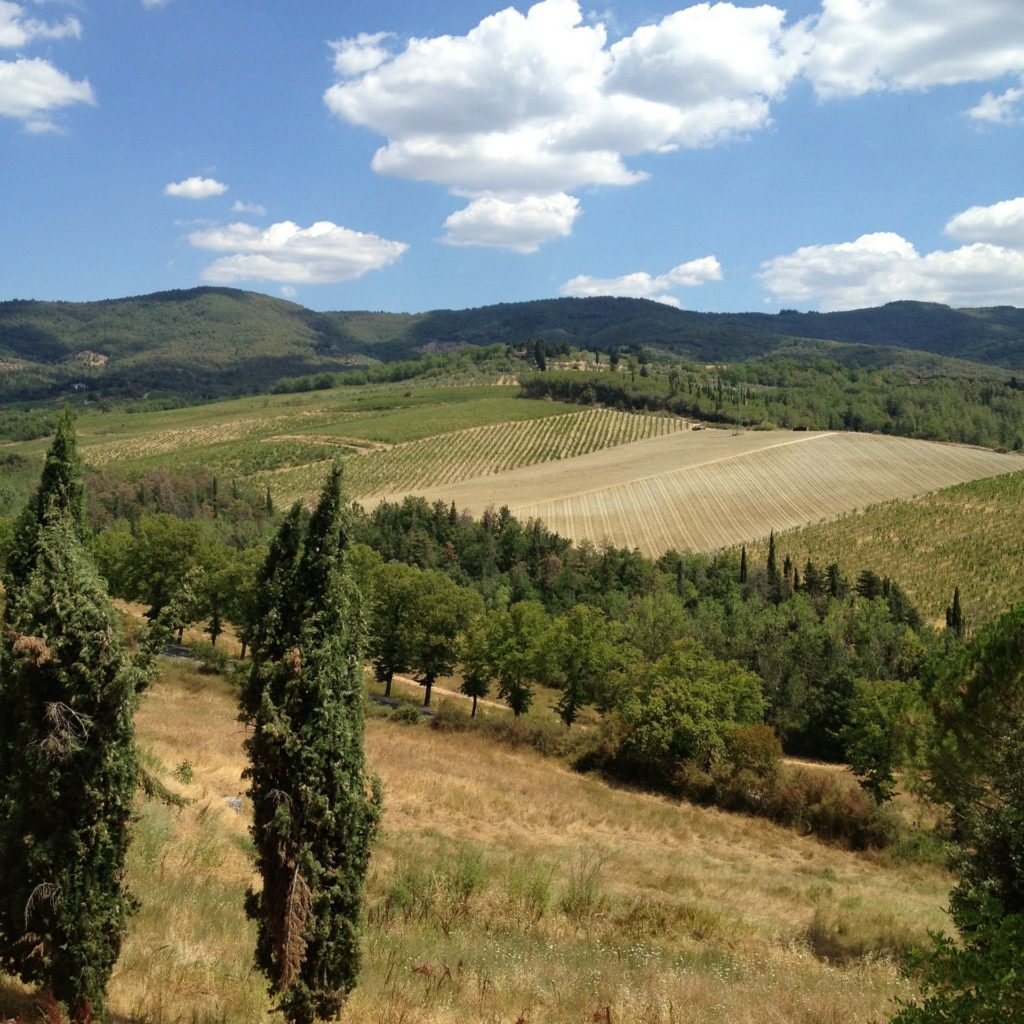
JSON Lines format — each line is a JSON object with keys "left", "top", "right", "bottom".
{"left": 800, "top": 0, "right": 1024, "bottom": 99}
{"left": 0, "top": 57, "right": 93, "bottom": 122}
{"left": 188, "top": 220, "right": 408, "bottom": 285}
{"left": 0, "top": 2, "right": 81, "bottom": 48}
{"left": 443, "top": 193, "right": 580, "bottom": 252}
{"left": 945, "top": 196, "right": 1024, "bottom": 249}
{"left": 760, "top": 230, "right": 1024, "bottom": 310}
{"left": 562, "top": 255, "right": 722, "bottom": 306}
{"left": 967, "top": 78, "right": 1024, "bottom": 123}
{"left": 324, "top": 0, "right": 799, "bottom": 238}
{"left": 280, "top": 286, "right": 298, "bottom": 298}
{"left": 330, "top": 32, "right": 394, "bottom": 77}
{"left": 141, "top": 0, "right": 173, "bottom": 8}
{"left": 232, "top": 200, "right": 267, "bottom": 216}
{"left": 164, "top": 176, "right": 229, "bottom": 199}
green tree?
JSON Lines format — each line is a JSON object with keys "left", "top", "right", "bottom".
{"left": 407, "top": 571, "right": 483, "bottom": 707}
{"left": 486, "top": 600, "right": 549, "bottom": 717}
{"left": 946, "top": 585, "right": 965, "bottom": 639}
{"left": 4, "top": 406, "right": 87, "bottom": 595}
{"left": 842, "top": 679, "right": 921, "bottom": 803}
{"left": 366, "top": 560, "right": 421, "bottom": 697}
{"left": 613, "top": 640, "right": 764, "bottom": 782}
{"left": 0, "top": 421, "right": 144, "bottom": 1019}
{"left": 543, "top": 604, "right": 624, "bottom": 726}
{"left": 457, "top": 615, "right": 493, "bottom": 717}
{"left": 241, "top": 468, "right": 382, "bottom": 1024}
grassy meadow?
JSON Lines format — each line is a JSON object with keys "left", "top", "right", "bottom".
{"left": 0, "top": 660, "right": 954, "bottom": 1024}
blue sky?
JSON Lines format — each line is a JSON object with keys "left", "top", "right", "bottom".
{"left": 2, "top": 0, "right": 1024, "bottom": 314}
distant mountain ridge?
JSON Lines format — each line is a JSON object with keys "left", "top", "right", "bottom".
{"left": 2, "top": 287, "right": 1023, "bottom": 402}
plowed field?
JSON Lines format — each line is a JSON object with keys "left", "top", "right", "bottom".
{"left": 384, "top": 428, "right": 1023, "bottom": 554}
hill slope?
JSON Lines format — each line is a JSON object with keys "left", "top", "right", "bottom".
{"left": 57, "top": 659, "right": 946, "bottom": 1024}
{"left": 381, "top": 428, "right": 1023, "bottom": 556}
{"left": 4, "top": 288, "right": 1024, "bottom": 402}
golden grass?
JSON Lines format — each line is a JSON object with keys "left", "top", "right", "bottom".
{"left": 397, "top": 429, "right": 1022, "bottom": 556}
{"left": 1, "top": 663, "right": 943, "bottom": 1023}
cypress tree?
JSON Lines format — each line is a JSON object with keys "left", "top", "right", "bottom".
{"left": 946, "top": 586, "right": 965, "bottom": 639}
{"left": 4, "top": 406, "right": 87, "bottom": 595}
{"left": 242, "top": 467, "right": 381, "bottom": 1024}
{"left": 739, "top": 546, "right": 747, "bottom": 584}
{"left": 0, "top": 420, "right": 143, "bottom": 1018}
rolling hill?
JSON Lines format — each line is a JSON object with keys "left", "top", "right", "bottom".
{"left": 3, "top": 288, "right": 1024, "bottom": 403}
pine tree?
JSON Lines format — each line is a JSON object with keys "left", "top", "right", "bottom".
{"left": 242, "top": 467, "right": 381, "bottom": 1024}
{"left": 0, "top": 420, "right": 143, "bottom": 1019}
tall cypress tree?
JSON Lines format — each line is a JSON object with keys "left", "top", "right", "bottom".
{"left": 242, "top": 467, "right": 381, "bottom": 1024}
{"left": 4, "top": 406, "right": 88, "bottom": 595}
{"left": 0, "top": 419, "right": 143, "bottom": 1018}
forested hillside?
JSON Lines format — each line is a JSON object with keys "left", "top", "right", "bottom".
{"left": 4, "top": 288, "right": 1024, "bottom": 403}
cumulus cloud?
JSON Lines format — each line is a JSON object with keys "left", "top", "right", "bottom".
{"left": 188, "top": 220, "right": 408, "bottom": 285}
{"left": 324, "top": 0, "right": 800, "bottom": 247}
{"left": 232, "top": 200, "right": 267, "bottom": 216}
{"left": 0, "top": 5, "right": 91, "bottom": 129}
{"left": 562, "top": 256, "right": 722, "bottom": 307}
{"left": 330, "top": 32, "right": 394, "bottom": 77}
{"left": 945, "top": 196, "right": 1024, "bottom": 249}
{"left": 0, "top": 2, "right": 81, "bottom": 48}
{"left": 0, "top": 57, "right": 93, "bottom": 127}
{"left": 760, "top": 229, "right": 1024, "bottom": 311}
{"left": 443, "top": 193, "right": 580, "bottom": 252}
{"left": 799, "top": 0, "right": 1024, "bottom": 99}
{"left": 967, "top": 78, "right": 1024, "bottom": 123}
{"left": 164, "top": 176, "right": 229, "bottom": 199}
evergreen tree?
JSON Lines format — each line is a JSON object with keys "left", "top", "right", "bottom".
{"left": 241, "top": 467, "right": 381, "bottom": 1024}
{"left": 946, "top": 585, "right": 965, "bottom": 639}
{"left": 4, "top": 406, "right": 87, "bottom": 595}
{"left": 739, "top": 545, "right": 747, "bottom": 584}
{"left": 0, "top": 425, "right": 143, "bottom": 1018}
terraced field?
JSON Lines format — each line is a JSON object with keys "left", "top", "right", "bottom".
{"left": 263, "top": 407, "right": 689, "bottom": 502}
{"left": 393, "top": 429, "right": 1023, "bottom": 556}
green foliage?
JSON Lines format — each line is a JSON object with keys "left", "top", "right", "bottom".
{"left": 366, "top": 560, "right": 421, "bottom": 696}
{"left": 484, "top": 600, "right": 550, "bottom": 717}
{"left": 241, "top": 467, "right": 382, "bottom": 1024}
{"left": 0, "top": 422, "right": 145, "bottom": 1018}
{"left": 843, "top": 679, "right": 922, "bottom": 803}
{"left": 407, "top": 570, "right": 483, "bottom": 707}
{"left": 542, "top": 604, "right": 627, "bottom": 726}
{"left": 612, "top": 640, "right": 764, "bottom": 781}
{"left": 4, "top": 407, "right": 88, "bottom": 595}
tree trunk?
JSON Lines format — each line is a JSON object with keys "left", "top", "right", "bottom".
{"left": 384, "top": 671, "right": 393, "bottom": 698}
{"left": 471, "top": 695, "right": 477, "bottom": 718}
{"left": 423, "top": 677, "right": 433, "bottom": 707}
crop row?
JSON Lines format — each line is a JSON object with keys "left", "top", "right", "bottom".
{"left": 345, "top": 407, "right": 688, "bottom": 497}
{"left": 259, "top": 408, "right": 688, "bottom": 504}
{"left": 511, "top": 433, "right": 1019, "bottom": 559}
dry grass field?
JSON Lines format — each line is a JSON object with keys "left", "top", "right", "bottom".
{"left": 392, "top": 429, "right": 1022, "bottom": 556}
{"left": 0, "top": 662, "right": 949, "bottom": 1024}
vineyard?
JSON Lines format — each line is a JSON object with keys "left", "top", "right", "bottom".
{"left": 401, "top": 430, "right": 1022, "bottom": 557}
{"left": 264, "top": 407, "right": 690, "bottom": 503}
{"left": 749, "top": 470, "right": 1024, "bottom": 627}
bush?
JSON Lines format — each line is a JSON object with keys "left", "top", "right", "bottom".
{"left": 390, "top": 702, "right": 422, "bottom": 726}
{"left": 429, "top": 699, "right": 471, "bottom": 733}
